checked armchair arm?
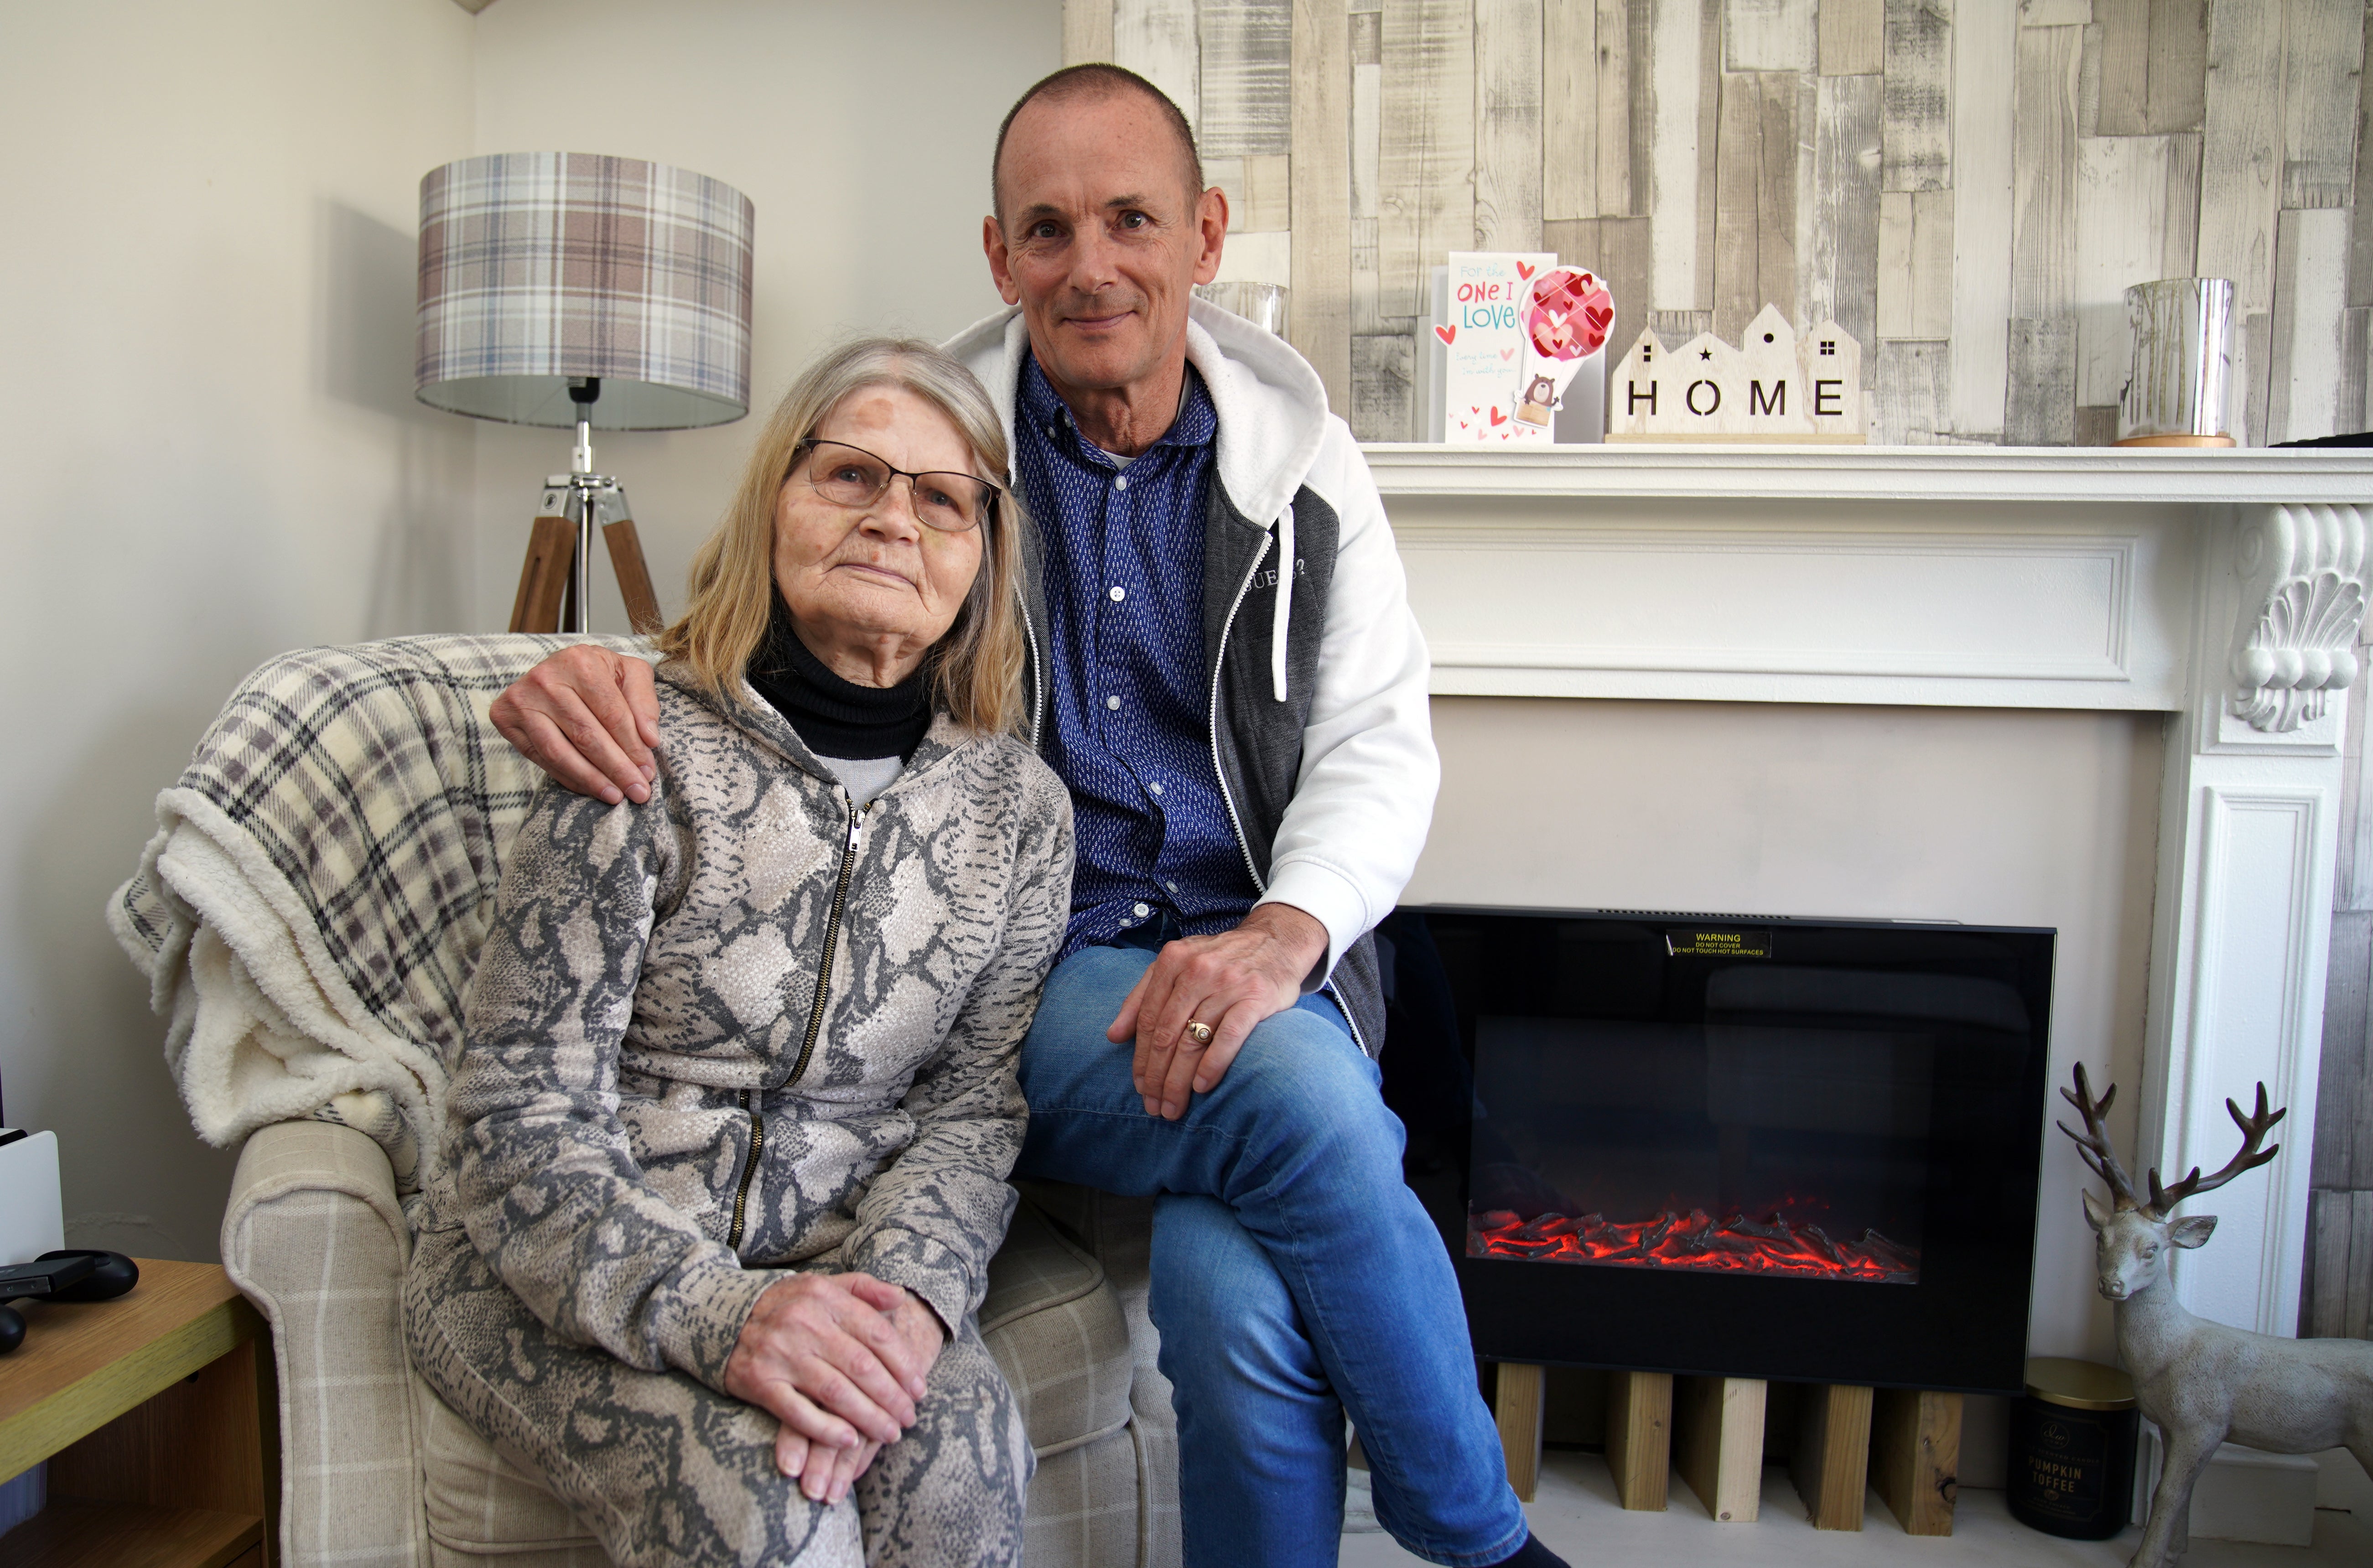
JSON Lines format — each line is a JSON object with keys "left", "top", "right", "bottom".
{"left": 221, "top": 1119, "right": 430, "bottom": 1568}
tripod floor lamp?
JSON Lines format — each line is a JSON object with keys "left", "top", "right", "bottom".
{"left": 415, "top": 152, "right": 756, "bottom": 634}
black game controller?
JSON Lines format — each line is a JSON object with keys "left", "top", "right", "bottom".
{"left": 0, "top": 1250, "right": 140, "bottom": 1354}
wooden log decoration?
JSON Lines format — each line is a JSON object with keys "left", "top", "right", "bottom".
{"left": 1673, "top": 1375, "right": 1766, "bottom": 1523}
{"left": 1870, "top": 1387, "right": 1962, "bottom": 1536}
{"left": 1607, "top": 305, "right": 1868, "bottom": 442}
{"left": 1792, "top": 1382, "right": 1875, "bottom": 1530}
{"left": 1604, "top": 1369, "right": 1672, "bottom": 1511}
{"left": 1493, "top": 1362, "right": 1545, "bottom": 1502}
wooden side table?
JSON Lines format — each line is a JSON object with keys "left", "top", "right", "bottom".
{"left": 0, "top": 1260, "right": 276, "bottom": 1568}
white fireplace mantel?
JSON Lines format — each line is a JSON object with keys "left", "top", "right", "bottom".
{"left": 1368, "top": 443, "right": 2373, "bottom": 1381}
{"left": 1365, "top": 442, "right": 2373, "bottom": 505}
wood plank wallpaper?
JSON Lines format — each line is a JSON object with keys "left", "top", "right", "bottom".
{"left": 1066, "top": 0, "right": 2373, "bottom": 446}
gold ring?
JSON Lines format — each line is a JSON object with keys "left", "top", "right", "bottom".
{"left": 1183, "top": 1020, "right": 1215, "bottom": 1047}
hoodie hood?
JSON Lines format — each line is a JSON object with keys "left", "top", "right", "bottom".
{"left": 942, "top": 296, "right": 1331, "bottom": 527}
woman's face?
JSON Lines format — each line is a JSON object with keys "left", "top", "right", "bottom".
{"left": 772, "top": 385, "right": 987, "bottom": 685}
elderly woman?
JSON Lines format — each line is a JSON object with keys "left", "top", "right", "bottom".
{"left": 404, "top": 338, "right": 1072, "bottom": 1568}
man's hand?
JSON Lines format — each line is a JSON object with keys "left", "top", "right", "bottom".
{"left": 722, "top": 1272, "right": 945, "bottom": 1503}
{"left": 488, "top": 645, "right": 661, "bottom": 805}
{"left": 1108, "top": 903, "right": 1329, "bottom": 1120}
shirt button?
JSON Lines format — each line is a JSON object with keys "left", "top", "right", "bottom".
{"left": 1109, "top": 586, "right": 1126, "bottom": 602}
{"left": 1148, "top": 781, "right": 1164, "bottom": 795}
{"left": 1106, "top": 695, "right": 1121, "bottom": 710}
{"left": 1114, "top": 475, "right": 1129, "bottom": 492}
{"left": 1133, "top": 902, "right": 1151, "bottom": 919}
{"left": 1166, "top": 880, "right": 1179, "bottom": 893}
{"left": 1045, "top": 426, "right": 1057, "bottom": 438}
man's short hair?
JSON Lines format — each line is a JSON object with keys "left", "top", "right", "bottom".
{"left": 992, "top": 64, "right": 1204, "bottom": 222}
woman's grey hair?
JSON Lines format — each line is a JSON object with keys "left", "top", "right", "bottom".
{"left": 656, "top": 337, "right": 1028, "bottom": 735}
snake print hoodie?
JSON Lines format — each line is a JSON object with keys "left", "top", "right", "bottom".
{"left": 418, "top": 663, "right": 1074, "bottom": 1391}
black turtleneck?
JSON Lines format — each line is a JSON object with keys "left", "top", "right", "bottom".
{"left": 748, "top": 597, "right": 932, "bottom": 762}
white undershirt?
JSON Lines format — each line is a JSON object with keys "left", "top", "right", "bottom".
{"left": 818, "top": 754, "right": 903, "bottom": 806}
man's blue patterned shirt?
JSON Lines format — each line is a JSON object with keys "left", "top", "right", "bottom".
{"left": 1013, "top": 353, "right": 1260, "bottom": 959}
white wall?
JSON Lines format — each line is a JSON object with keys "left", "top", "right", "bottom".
{"left": 0, "top": 0, "right": 479, "bottom": 1262}
{"left": 467, "top": 0, "right": 1064, "bottom": 637}
{"left": 0, "top": 0, "right": 1061, "bottom": 1263}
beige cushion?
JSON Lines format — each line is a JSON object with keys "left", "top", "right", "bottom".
{"left": 1019, "top": 1425, "right": 1145, "bottom": 1567}
{"left": 983, "top": 1197, "right": 1145, "bottom": 1568}
{"left": 416, "top": 1372, "right": 607, "bottom": 1562}
{"left": 981, "top": 1199, "right": 1135, "bottom": 1460}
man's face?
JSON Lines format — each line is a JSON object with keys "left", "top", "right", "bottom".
{"left": 984, "top": 90, "right": 1226, "bottom": 401}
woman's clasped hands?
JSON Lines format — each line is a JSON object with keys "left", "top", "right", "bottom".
{"left": 722, "top": 1272, "right": 948, "bottom": 1505}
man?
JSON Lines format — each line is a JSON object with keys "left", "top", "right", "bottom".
{"left": 489, "top": 64, "right": 1563, "bottom": 1568}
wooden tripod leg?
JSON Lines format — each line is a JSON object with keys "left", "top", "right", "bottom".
{"left": 603, "top": 518, "right": 665, "bottom": 634}
{"left": 509, "top": 515, "right": 576, "bottom": 633}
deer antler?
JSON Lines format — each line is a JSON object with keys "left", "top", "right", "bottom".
{"left": 2056, "top": 1062, "right": 2143, "bottom": 1212}
{"left": 2145, "top": 1083, "right": 2286, "bottom": 1217}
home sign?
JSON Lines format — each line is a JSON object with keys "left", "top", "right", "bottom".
{"left": 1606, "top": 305, "right": 1867, "bottom": 442}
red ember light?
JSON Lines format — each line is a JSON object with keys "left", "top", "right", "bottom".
{"left": 1466, "top": 1208, "right": 1918, "bottom": 1283}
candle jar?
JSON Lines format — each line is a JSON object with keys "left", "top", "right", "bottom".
{"left": 2116, "top": 278, "right": 2236, "bottom": 447}
{"left": 2007, "top": 1356, "right": 2139, "bottom": 1540}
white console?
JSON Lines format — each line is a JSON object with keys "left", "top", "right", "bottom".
{"left": 0, "top": 1131, "right": 65, "bottom": 1266}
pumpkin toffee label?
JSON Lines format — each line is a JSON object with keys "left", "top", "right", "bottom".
{"left": 2017, "top": 1413, "right": 2109, "bottom": 1519}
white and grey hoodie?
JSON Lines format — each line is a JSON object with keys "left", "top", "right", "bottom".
{"left": 944, "top": 299, "right": 1440, "bottom": 1052}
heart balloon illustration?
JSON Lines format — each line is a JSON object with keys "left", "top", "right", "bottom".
{"left": 1435, "top": 324, "right": 1457, "bottom": 346}
{"left": 1524, "top": 268, "right": 1614, "bottom": 362}
{"left": 1511, "top": 266, "right": 1616, "bottom": 431}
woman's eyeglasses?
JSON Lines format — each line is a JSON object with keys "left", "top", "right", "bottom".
{"left": 794, "top": 438, "right": 999, "bottom": 534}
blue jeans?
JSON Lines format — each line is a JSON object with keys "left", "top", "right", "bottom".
{"left": 1014, "top": 942, "right": 1528, "bottom": 1568}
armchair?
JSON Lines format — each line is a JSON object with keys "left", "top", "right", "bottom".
{"left": 114, "top": 636, "right": 1182, "bottom": 1568}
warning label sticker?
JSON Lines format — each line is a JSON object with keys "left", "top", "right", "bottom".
{"left": 1665, "top": 929, "right": 1773, "bottom": 960}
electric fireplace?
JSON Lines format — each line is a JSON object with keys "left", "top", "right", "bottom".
{"left": 1378, "top": 907, "right": 2055, "bottom": 1395}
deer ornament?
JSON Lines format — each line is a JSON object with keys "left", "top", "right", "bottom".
{"left": 2058, "top": 1064, "right": 2373, "bottom": 1566}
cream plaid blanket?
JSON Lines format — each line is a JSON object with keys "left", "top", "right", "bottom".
{"left": 108, "top": 634, "right": 646, "bottom": 1198}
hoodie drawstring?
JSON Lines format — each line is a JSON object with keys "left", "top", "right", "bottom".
{"left": 1270, "top": 504, "right": 1295, "bottom": 702}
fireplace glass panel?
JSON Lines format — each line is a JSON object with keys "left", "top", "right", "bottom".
{"left": 1381, "top": 908, "right": 2054, "bottom": 1392}
{"left": 1468, "top": 1003, "right": 1938, "bottom": 1283}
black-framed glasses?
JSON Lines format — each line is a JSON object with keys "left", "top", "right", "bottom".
{"left": 794, "top": 438, "right": 999, "bottom": 534}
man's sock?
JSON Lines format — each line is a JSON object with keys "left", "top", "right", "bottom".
{"left": 1487, "top": 1532, "right": 1571, "bottom": 1568}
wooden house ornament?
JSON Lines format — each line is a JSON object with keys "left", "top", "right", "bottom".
{"left": 1608, "top": 306, "right": 1867, "bottom": 442}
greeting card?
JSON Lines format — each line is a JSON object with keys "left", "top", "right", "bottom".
{"left": 1433, "top": 254, "right": 1616, "bottom": 443}
{"left": 1439, "top": 251, "right": 1557, "bottom": 444}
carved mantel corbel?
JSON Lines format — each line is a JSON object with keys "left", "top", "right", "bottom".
{"left": 2229, "top": 504, "right": 2370, "bottom": 733}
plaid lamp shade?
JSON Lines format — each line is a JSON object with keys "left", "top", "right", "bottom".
{"left": 416, "top": 152, "right": 753, "bottom": 430}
